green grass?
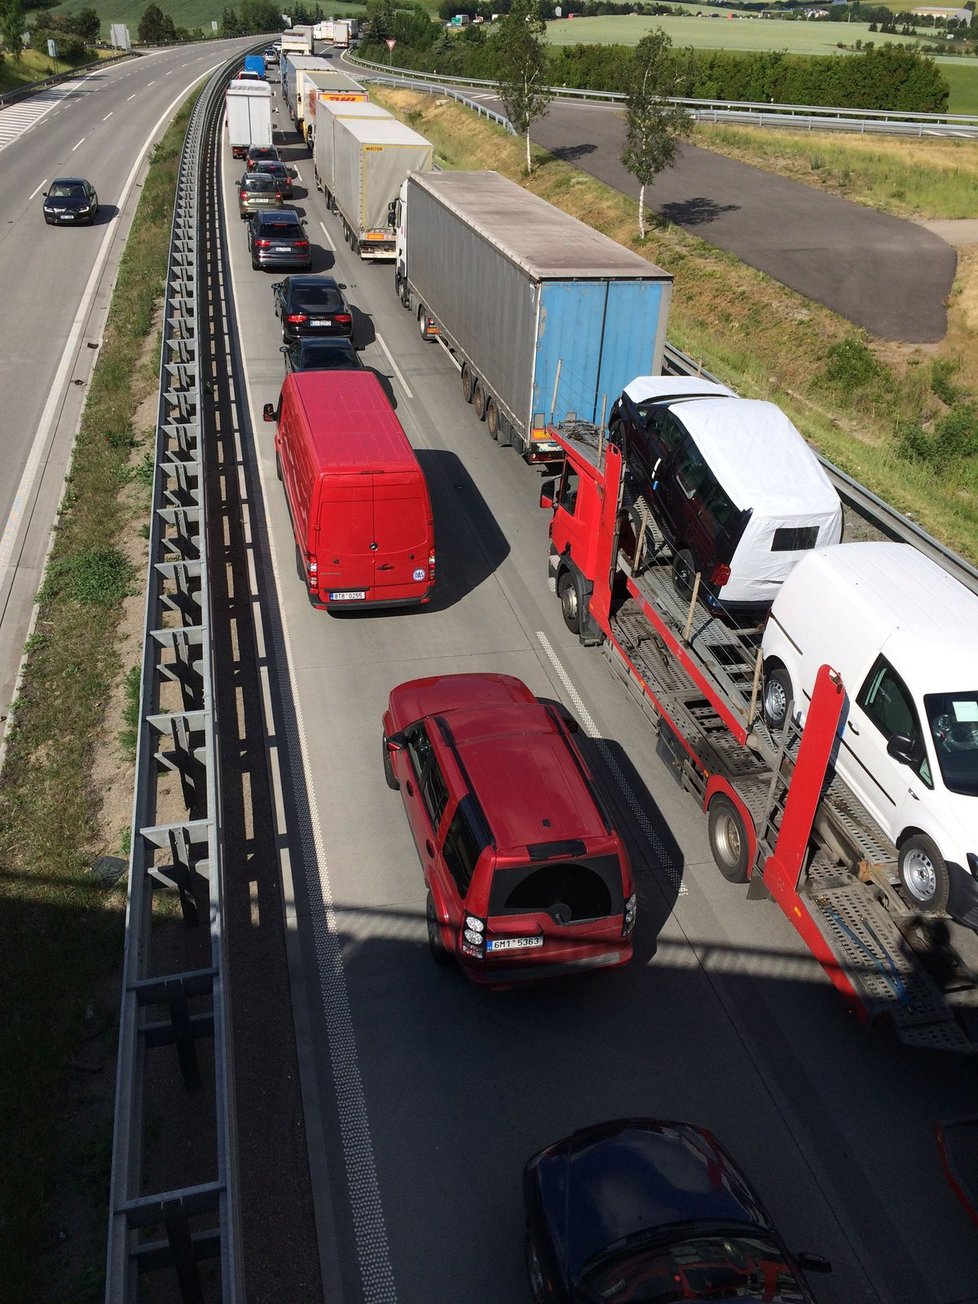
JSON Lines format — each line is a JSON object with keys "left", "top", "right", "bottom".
{"left": 941, "top": 61, "right": 978, "bottom": 113}
{"left": 0, "top": 93, "right": 199, "bottom": 1304}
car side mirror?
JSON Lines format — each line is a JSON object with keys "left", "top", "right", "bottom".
{"left": 42, "top": 190, "right": 48, "bottom": 197}
{"left": 539, "top": 478, "right": 556, "bottom": 510}
{"left": 887, "top": 733, "right": 918, "bottom": 766}
{"left": 262, "top": 403, "right": 276, "bottom": 422}
{"left": 793, "top": 1252, "right": 832, "bottom": 1274}
{"left": 280, "top": 345, "right": 289, "bottom": 355}
{"left": 386, "top": 731, "right": 406, "bottom": 752}
{"left": 271, "top": 281, "right": 282, "bottom": 290}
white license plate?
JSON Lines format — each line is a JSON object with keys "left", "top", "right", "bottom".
{"left": 274, "top": 246, "right": 290, "bottom": 252}
{"left": 330, "top": 590, "right": 366, "bottom": 601}
{"left": 309, "top": 319, "right": 330, "bottom": 327}
{"left": 486, "top": 936, "right": 543, "bottom": 952}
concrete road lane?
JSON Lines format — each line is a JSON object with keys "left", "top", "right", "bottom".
{"left": 224, "top": 122, "right": 978, "bottom": 1304}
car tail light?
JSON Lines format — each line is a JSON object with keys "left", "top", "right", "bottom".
{"left": 623, "top": 893, "right": 637, "bottom": 938}
{"left": 275, "top": 190, "right": 284, "bottom": 200}
{"left": 334, "top": 312, "right": 352, "bottom": 325}
{"left": 294, "top": 240, "right": 309, "bottom": 250}
{"left": 286, "top": 313, "right": 308, "bottom": 324}
{"left": 710, "top": 563, "right": 731, "bottom": 587}
{"left": 304, "top": 555, "right": 318, "bottom": 591}
{"left": 255, "top": 239, "right": 271, "bottom": 248}
{"left": 427, "top": 549, "right": 436, "bottom": 582}
{"left": 240, "top": 190, "right": 248, "bottom": 199}
{"left": 462, "top": 914, "right": 485, "bottom": 959}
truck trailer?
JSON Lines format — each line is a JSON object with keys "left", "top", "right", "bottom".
{"left": 393, "top": 171, "right": 673, "bottom": 462}
{"left": 313, "top": 100, "right": 391, "bottom": 205}
{"left": 281, "top": 54, "right": 333, "bottom": 131}
{"left": 242, "top": 53, "right": 265, "bottom": 78}
{"left": 332, "top": 117, "right": 433, "bottom": 262}
{"left": 225, "top": 78, "right": 274, "bottom": 159}
{"left": 302, "top": 69, "right": 367, "bottom": 148}
{"left": 280, "top": 25, "right": 314, "bottom": 55}
{"left": 540, "top": 425, "right": 978, "bottom": 1053}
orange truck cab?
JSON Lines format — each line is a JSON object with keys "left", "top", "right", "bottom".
{"left": 263, "top": 371, "right": 435, "bottom": 609}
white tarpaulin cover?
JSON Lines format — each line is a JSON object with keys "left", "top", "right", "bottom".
{"left": 623, "top": 379, "right": 843, "bottom": 606}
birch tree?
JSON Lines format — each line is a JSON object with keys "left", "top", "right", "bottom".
{"left": 494, "top": 0, "right": 553, "bottom": 175}
{"left": 621, "top": 31, "right": 693, "bottom": 238}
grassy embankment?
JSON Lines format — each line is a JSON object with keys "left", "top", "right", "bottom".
{"left": 372, "top": 85, "right": 978, "bottom": 565}
{"left": 0, "top": 45, "right": 121, "bottom": 94}
{"left": 0, "top": 94, "right": 199, "bottom": 1303}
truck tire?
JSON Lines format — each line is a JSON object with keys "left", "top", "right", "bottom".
{"left": 461, "top": 362, "right": 476, "bottom": 403}
{"left": 898, "top": 834, "right": 951, "bottom": 914}
{"left": 558, "top": 571, "right": 582, "bottom": 635}
{"left": 426, "top": 892, "right": 453, "bottom": 967}
{"left": 486, "top": 399, "right": 500, "bottom": 440}
{"left": 708, "top": 795, "right": 750, "bottom": 884}
{"left": 473, "top": 382, "right": 488, "bottom": 421}
{"left": 418, "top": 308, "right": 434, "bottom": 341}
{"left": 762, "top": 666, "right": 794, "bottom": 734}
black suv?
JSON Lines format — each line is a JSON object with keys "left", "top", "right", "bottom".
{"left": 271, "top": 275, "right": 353, "bottom": 344}
{"left": 281, "top": 337, "right": 362, "bottom": 373}
{"left": 248, "top": 209, "right": 311, "bottom": 271}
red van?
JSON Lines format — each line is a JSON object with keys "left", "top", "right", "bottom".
{"left": 263, "top": 371, "right": 435, "bottom": 609}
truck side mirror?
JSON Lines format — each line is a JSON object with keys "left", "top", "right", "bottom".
{"left": 262, "top": 402, "right": 276, "bottom": 422}
{"left": 539, "top": 479, "right": 556, "bottom": 510}
{"left": 388, "top": 200, "right": 397, "bottom": 225}
{"left": 793, "top": 1252, "right": 832, "bottom": 1274}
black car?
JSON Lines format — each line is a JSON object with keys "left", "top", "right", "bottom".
{"left": 281, "top": 337, "right": 362, "bottom": 373}
{"left": 246, "top": 144, "right": 280, "bottom": 171}
{"left": 271, "top": 275, "right": 353, "bottom": 344}
{"left": 253, "top": 158, "right": 293, "bottom": 199}
{"left": 248, "top": 209, "right": 311, "bottom": 271}
{"left": 524, "top": 1119, "right": 831, "bottom": 1303}
{"left": 43, "top": 177, "right": 99, "bottom": 225}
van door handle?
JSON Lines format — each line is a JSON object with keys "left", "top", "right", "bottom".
{"left": 847, "top": 721, "right": 860, "bottom": 735}
{"left": 405, "top": 781, "right": 414, "bottom": 796}
{"left": 425, "top": 840, "right": 435, "bottom": 857}
{"left": 378, "top": 563, "right": 394, "bottom": 571}
{"left": 909, "top": 789, "right": 920, "bottom": 801}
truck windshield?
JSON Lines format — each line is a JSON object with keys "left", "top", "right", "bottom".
{"left": 925, "top": 692, "right": 978, "bottom": 797}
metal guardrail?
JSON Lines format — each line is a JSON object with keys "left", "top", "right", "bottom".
{"left": 345, "top": 51, "right": 978, "bottom": 138}
{"left": 105, "top": 58, "right": 242, "bottom": 1304}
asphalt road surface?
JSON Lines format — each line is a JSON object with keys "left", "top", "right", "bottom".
{"left": 224, "top": 98, "right": 978, "bottom": 1304}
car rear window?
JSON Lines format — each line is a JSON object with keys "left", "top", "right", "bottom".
{"left": 488, "top": 854, "right": 623, "bottom": 921}
{"left": 260, "top": 221, "right": 303, "bottom": 238}
{"left": 244, "top": 175, "right": 276, "bottom": 191}
{"left": 292, "top": 285, "right": 343, "bottom": 309}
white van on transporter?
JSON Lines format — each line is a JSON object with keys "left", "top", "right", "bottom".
{"left": 761, "top": 542, "right": 978, "bottom": 925}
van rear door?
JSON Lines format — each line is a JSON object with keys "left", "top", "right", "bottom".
{"left": 371, "top": 472, "right": 432, "bottom": 600}
{"left": 317, "top": 475, "right": 374, "bottom": 601}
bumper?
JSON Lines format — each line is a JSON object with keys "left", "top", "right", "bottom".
{"left": 315, "top": 585, "right": 433, "bottom": 610}
{"left": 459, "top": 940, "right": 632, "bottom": 986}
{"left": 254, "top": 253, "right": 312, "bottom": 270}
{"left": 527, "top": 442, "right": 562, "bottom": 465}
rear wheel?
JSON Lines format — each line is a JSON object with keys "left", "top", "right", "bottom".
{"left": 473, "top": 382, "right": 488, "bottom": 421}
{"left": 426, "top": 892, "right": 453, "bottom": 966}
{"left": 486, "top": 398, "right": 500, "bottom": 440}
{"left": 708, "top": 795, "right": 750, "bottom": 884}
{"left": 762, "top": 666, "right": 794, "bottom": 734}
{"left": 899, "top": 834, "right": 950, "bottom": 914}
{"left": 557, "top": 571, "right": 581, "bottom": 635}
{"left": 461, "top": 362, "right": 476, "bottom": 403}
{"left": 418, "top": 307, "right": 432, "bottom": 341}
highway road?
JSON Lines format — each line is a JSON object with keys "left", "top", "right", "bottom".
{"left": 222, "top": 96, "right": 978, "bottom": 1304}
{"left": 0, "top": 37, "right": 262, "bottom": 748}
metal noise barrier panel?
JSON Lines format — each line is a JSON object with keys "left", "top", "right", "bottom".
{"left": 105, "top": 60, "right": 243, "bottom": 1304}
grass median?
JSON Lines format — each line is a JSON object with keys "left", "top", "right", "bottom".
{"left": 375, "top": 86, "right": 978, "bottom": 565}
{"left": 0, "top": 90, "right": 199, "bottom": 1304}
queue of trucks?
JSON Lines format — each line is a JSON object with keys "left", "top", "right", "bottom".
{"left": 226, "top": 62, "right": 978, "bottom": 1052}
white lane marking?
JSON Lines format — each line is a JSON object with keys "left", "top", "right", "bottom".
{"left": 317, "top": 218, "right": 334, "bottom": 251}
{"left": 535, "top": 630, "right": 687, "bottom": 895}
{"left": 71, "top": 137, "right": 85, "bottom": 150}
{"left": 147, "top": 80, "right": 155, "bottom": 87}
{"left": 127, "top": 94, "right": 136, "bottom": 101}
{"left": 234, "top": 276, "right": 399, "bottom": 1304}
{"left": 374, "top": 332, "right": 413, "bottom": 400}
{"left": 0, "top": 72, "right": 217, "bottom": 611}
{"left": 103, "top": 112, "right": 113, "bottom": 121}
{"left": 29, "top": 179, "right": 47, "bottom": 201}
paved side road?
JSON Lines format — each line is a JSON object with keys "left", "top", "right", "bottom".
{"left": 518, "top": 98, "right": 955, "bottom": 343}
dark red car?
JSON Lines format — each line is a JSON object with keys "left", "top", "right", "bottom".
{"left": 383, "top": 673, "right": 635, "bottom": 984}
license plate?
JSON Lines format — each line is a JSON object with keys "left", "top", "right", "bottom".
{"left": 309, "top": 319, "right": 330, "bottom": 327}
{"left": 274, "top": 246, "right": 290, "bottom": 252}
{"left": 486, "top": 936, "right": 543, "bottom": 952}
{"left": 329, "top": 590, "right": 366, "bottom": 601}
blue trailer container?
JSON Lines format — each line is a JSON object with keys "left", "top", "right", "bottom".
{"left": 243, "top": 53, "right": 265, "bottom": 78}
{"left": 395, "top": 171, "right": 673, "bottom": 461}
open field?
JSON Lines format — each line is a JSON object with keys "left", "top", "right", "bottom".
{"left": 376, "top": 84, "right": 978, "bottom": 562}
{"left": 545, "top": 13, "right": 925, "bottom": 53}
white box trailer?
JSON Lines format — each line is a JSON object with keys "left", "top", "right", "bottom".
{"left": 281, "top": 54, "right": 332, "bottom": 130}
{"left": 225, "top": 79, "right": 273, "bottom": 159}
{"left": 313, "top": 100, "right": 391, "bottom": 204}
{"left": 280, "top": 25, "right": 314, "bottom": 55}
{"left": 331, "top": 116, "right": 433, "bottom": 261}
{"left": 302, "top": 69, "right": 367, "bottom": 148}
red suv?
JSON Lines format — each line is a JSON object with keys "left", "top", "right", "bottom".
{"left": 383, "top": 673, "right": 636, "bottom": 984}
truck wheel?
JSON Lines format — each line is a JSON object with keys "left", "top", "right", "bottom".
{"left": 426, "top": 892, "right": 453, "bottom": 967}
{"left": 762, "top": 667, "right": 793, "bottom": 734}
{"left": 557, "top": 571, "right": 582, "bottom": 635}
{"left": 708, "top": 795, "right": 750, "bottom": 884}
{"left": 461, "top": 362, "right": 476, "bottom": 403}
{"left": 486, "top": 399, "right": 500, "bottom": 440}
{"left": 418, "top": 307, "right": 433, "bottom": 341}
{"left": 899, "top": 834, "right": 950, "bottom": 914}
{"left": 382, "top": 735, "right": 399, "bottom": 790}
{"left": 473, "top": 382, "right": 488, "bottom": 421}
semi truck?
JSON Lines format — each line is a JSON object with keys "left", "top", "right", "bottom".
{"left": 332, "top": 18, "right": 356, "bottom": 47}
{"left": 242, "top": 53, "right": 265, "bottom": 78}
{"left": 393, "top": 171, "right": 673, "bottom": 462}
{"left": 280, "top": 25, "right": 314, "bottom": 55}
{"left": 332, "top": 117, "right": 433, "bottom": 261}
{"left": 281, "top": 54, "right": 333, "bottom": 133}
{"left": 302, "top": 69, "right": 368, "bottom": 148}
{"left": 313, "top": 100, "right": 391, "bottom": 204}
{"left": 539, "top": 424, "right": 978, "bottom": 1053}
{"left": 225, "top": 79, "right": 274, "bottom": 159}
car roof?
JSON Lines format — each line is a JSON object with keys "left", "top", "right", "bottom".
{"left": 51, "top": 176, "right": 90, "bottom": 185}
{"left": 623, "top": 375, "right": 736, "bottom": 403}
{"left": 284, "top": 275, "right": 340, "bottom": 290}
{"left": 256, "top": 208, "right": 302, "bottom": 223}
